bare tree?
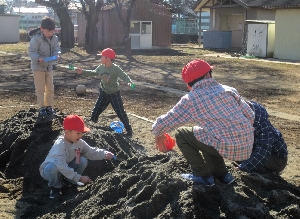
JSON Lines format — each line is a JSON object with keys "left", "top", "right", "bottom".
{"left": 79, "top": 0, "right": 103, "bottom": 53}
{"left": 168, "top": 0, "right": 198, "bottom": 18}
{"left": 112, "top": 0, "right": 137, "bottom": 58}
{"left": 79, "top": 0, "right": 177, "bottom": 56}
{"left": 35, "top": 0, "right": 75, "bottom": 48}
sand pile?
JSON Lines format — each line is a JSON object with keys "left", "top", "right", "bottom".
{"left": 0, "top": 110, "right": 299, "bottom": 218}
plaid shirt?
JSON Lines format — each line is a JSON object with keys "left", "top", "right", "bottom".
{"left": 238, "top": 101, "right": 288, "bottom": 172}
{"left": 152, "top": 78, "right": 255, "bottom": 161}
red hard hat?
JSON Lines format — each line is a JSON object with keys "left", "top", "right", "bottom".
{"left": 182, "top": 59, "right": 213, "bottom": 84}
{"left": 63, "top": 114, "right": 90, "bottom": 132}
{"left": 97, "top": 48, "right": 116, "bottom": 59}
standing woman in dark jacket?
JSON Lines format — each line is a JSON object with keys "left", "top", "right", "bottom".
{"left": 237, "top": 101, "right": 288, "bottom": 174}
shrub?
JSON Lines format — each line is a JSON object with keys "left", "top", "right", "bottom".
{"left": 19, "top": 29, "right": 29, "bottom": 42}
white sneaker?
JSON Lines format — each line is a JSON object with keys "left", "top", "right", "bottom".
{"left": 77, "top": 182, "right": 85, "bottom": 186}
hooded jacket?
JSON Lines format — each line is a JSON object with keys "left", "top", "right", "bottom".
{"left": 28, "top": 28, "right": 60, "bottom": 71}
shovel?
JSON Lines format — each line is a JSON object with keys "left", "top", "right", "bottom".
{"left": 113, "top": 155, "right": 125, "bottom": 161}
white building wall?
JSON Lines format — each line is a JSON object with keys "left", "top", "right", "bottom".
{"left": 0, "top": 15, "right": 20, "bottom": 43}
{"left": 274, "top": 9, "right": 300, "bottom": 60}
{"left": 12, "top": 7, "right": 49, "bottom": 30}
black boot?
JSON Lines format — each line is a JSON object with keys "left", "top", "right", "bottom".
{"left": 90, "top": 115, "right": 97, "bottom": 123}
{"left": 124, "top": 126, "right": 133, "bottom": 138}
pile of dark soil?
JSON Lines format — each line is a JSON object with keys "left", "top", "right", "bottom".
{"left": 0, "top": 110, "right": 299, "bottom": 218}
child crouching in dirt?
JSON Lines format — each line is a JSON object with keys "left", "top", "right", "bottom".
{"left": 152, "top": 59, "right": 255, "bottom": 186}
{"left": 235, "top": 100, "right": 288, "bottom": 174}
{"left": 39, "top": 114, "right": 114, "bottom": 199}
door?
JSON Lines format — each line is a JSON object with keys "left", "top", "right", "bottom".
{"left": 130, "top": 21, "right": 140, "bottom": 49}
{"left": 247, "top": 24, "right": 267, "bottom": 57}
{"left": 140, "top": 21, "right": 152, "bottom": 48}
{"left": 130, "top": 21, "right": 152, "bottom": 49}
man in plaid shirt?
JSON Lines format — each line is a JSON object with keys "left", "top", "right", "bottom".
{"left": 152, "top": 59, "right": 255, "bottom": 186}
{"left": 237, "top": 101, "right": 288, "bottom": 173}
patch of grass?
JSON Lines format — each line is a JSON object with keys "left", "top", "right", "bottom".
{"left": 67, "top": 46, "right": 89, "bottom": 56}
{"left": 0, "top": 42, "right": 29, "bottom": 53}
{"left": 0, "top": 42, "right": 88, "bottom": 55}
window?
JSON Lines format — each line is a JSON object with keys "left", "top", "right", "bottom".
{"left": 141, "top": 22, "right": 151, "bottom": 34}
{"left": 130, "top": 21, "right": 140, "bottom": 34}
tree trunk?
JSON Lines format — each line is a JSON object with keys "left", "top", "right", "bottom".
{"left": 79, "top": 0, "right": 102, "bottom": 54}
{"left": 123, "top": 26, "right": 132, "bottom": 57}
{"left": 56, "top": 7, "right": 74, "bottom": 48}
{"left": 114, "top": 0, "right": 137, "bottom": 58}
{"left": 84, "top": 10, "right": 99, "bottom": 53}
{"left": 35, "top": 0, "right": 75, "bottom": 48}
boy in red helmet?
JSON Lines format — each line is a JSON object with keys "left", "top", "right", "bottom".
{"left": 152, "top": 59, "right": 255, "bottom": 186}
{"left": 39, "top": 114, "right": 115, "bottom": 199}
{"left": 76, "top": 48, "right": 134, "bottom": 137}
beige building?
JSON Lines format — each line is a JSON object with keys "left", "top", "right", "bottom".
{"left": 193, "top": 0, "right": 300, "bottom": 61}
{"left": 273, "top": 9, "right": 300, "bottom": 60}
{"left": 193, "top": 0, "right": 276, "bottom": 49}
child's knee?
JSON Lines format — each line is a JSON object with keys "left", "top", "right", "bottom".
{"left": 41, "top": 162, "right": 58, "bottom": 180}
{"left": 175, "top": 127, "right": 189, "bottom": 139}
{"left": 80, "top": 156, "right": 88, "bottom": 168}
{"left": 44, "top": 162, "right": 58, "bottom": 174}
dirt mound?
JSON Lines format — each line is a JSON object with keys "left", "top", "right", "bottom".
{"left": 0, "top": 110, "right": 299, "bottom": 218}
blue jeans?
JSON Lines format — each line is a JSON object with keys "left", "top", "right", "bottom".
{"left": 41, "top": 156, "right": 88, "bottom": 188}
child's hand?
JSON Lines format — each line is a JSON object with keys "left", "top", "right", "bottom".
{"left": 38, "top": 58, "right": 44, "bottom": 63}
{"left": 76, "top": 68, "right": 82, "bottom": 74}
{"left": 232, "top": 161, "right": 241, "bottom": 170}
{"left": 58, "top": 51, "right": 61, "bottom": 61}
{"left": 128, "top": 83, "right": 136, "bottom": 89}
{"left": 79, "top": 175, "right": 92, "bottom": 184}
{"left": 155, "top": 135, "right": 167, "bottom": 153}
{"left": 105, "top": 151, "right": 114, "bottom": 160}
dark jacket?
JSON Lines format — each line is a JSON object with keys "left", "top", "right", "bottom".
{"left": 239, "top": 101, "right": 288, "bottom": 172}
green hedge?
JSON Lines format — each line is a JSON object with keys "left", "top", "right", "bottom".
{"left": 171, "top": 34, "right": 199, "bottom": 44}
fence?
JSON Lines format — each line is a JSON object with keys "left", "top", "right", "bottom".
{"left": 172, "top": 13, "right": 210, "bottom": 35}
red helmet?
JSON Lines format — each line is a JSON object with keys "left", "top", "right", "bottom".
{"left": 63, "top": 114, "right": 90, "bottom": 132}
{"left": 97, "top": 48, "right": 116, "bottom": 59}
{"left": 182, "top": 60, "right": 213, "bottom": 84}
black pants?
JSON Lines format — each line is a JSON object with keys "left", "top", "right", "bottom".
{"left": 257, "top": 155, "right": 288, "bottom": 174}
{"left": 91, "top": 89, "right": 131, "bottom": 132}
